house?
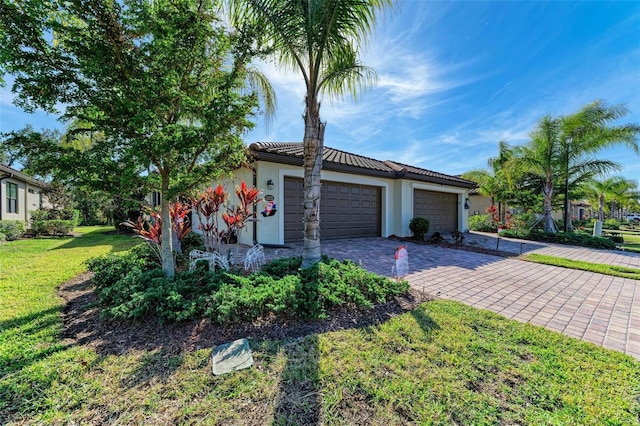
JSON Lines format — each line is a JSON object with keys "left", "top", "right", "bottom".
{"left": 0, "top": 164, "right": 48, "bottom": 225}
{"left": 206, "top": 142, "right": 477, "bottom": 246}
{"left": 468, "top": 189, "right": 593, "bottom": 223}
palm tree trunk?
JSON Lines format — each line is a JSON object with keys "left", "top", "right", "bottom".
{"left": 301, "top": 97, "right": 325, "bottom": 268}
{"left": 567, "top": 202, "right": 574, "bottom": 232}
{"left": 599, "top": 194, "right": 605, "bottom": 222}
{"left": 542, "top": 182, "right": 556, "bottom": 234}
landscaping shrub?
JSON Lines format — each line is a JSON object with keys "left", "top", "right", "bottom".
{"left": 608, "top": 235, "right": 624, "bottom": 244}
{"left": 49, "top": 220, "right": 74, "bottom": 236}
{"left": 603, "top": 218, "right": 620, "bottom": 230}
{"left": 29, "top": 209, "right": 76, "bottom": 236}
{"left": 261, "top": 255, "right": 303, "bottom": 278}
{"left": 500, "top": 229, "right": 616, "bottom": 249}
{"left": 0, "top": 232, "right": 6, "bottom": 242}
{"left": 468, "top": 214, "right": 497, "bottom": 232}
{"left": 181, "top": 231, "right": 206, "bottom": 253}
{"left": 409, "top": 217, "right": 430, "bottom": 240}
{"left": 89, "top": 253, "right": 409, "bottom": 324}
{"left": 0, "top": 220, "right": 26, "bottom": 241}
{"left": 31, "top": 220, "right": 53, "bottom": 236}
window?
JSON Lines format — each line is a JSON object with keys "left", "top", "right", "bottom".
{"left": 7, "top": 182, "right": 18, "bottom": 213}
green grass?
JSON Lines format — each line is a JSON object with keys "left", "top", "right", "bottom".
{"left": 523, "top": 253, "right": 640, "bottom": 279}
{"left": 1, "top": 229, "right": 639, "bottom": 424}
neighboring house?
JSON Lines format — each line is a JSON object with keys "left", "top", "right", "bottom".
{"left": 467, "top": 188, "right": 494, "bottom": 216}
{"left": 469, "top": 189, "right": 593, "bottom": 223}
{"left": 0, "top": 164, "right": 48, "bottom": 225}
{"left": 199, "top": 142, "right": 476, "bottom": 246}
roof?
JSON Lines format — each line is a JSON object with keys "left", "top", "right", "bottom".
{"left": 0, "top": 164, "right": 46, "bottom": 187}
{"left": 249, "top": 142, "right": 477, "bottom": 189}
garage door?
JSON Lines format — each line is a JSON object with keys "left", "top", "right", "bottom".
{"left": 284, "top": 177, "right": 381, "bottom": 242}
{"left": 413, "top": 189, "right": 458, "bottom": 234}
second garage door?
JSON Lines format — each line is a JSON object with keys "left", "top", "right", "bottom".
{"left": 413, "top": 189, "right": 458, "bottom": 234}
{"left": 284, "top": 177, "right": 381, "bottom": 242}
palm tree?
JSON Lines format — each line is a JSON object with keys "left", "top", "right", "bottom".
{"left": 462, "top": 141, "right": 513, "bottom": 218}
{"left": 559, "top": 100, "right": 640, "bottom": 231}
{"left": 229, "top": 0, "right": 391, "bottom": 267}
{"left": 515, "top": 115, "right": 620, "bottom": 234}
{"left": 585, "top": 176, "right": 629, "bottom": 222}
{"left": 515, "top": 116, "right": 562, "bottom": 233}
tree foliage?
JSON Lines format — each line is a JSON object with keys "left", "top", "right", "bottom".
{"left": 0, "top": 0, "right": 272, "bottom": 275}
{"left": 229, "top": 0, "right": 391, "bottom": 267}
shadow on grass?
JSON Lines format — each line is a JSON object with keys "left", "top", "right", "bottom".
{"left": 0, "top": 307, "right": 66, "bottom": 376}
{"left": 118, "top": 348, "right": 185, "bottom": 390}
{"left": 273, "top": 335, "right": 320, "bottom": 425}
{"left": 270, "top": 297, "right": 441, "bottom": 425}
{"left": 50, "top": 227, "right": 137, "bottom": 253}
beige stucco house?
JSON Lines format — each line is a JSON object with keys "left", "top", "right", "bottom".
{"left": 0, "top": 164, "right": 48, "bottom": 225}
{"left": 199, "top": 142, "right": 477, "bottom": 246}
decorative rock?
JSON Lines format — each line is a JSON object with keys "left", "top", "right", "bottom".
{"left": 211, "top": 338, "right": 254, "bottom": 376}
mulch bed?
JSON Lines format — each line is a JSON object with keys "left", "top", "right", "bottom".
{"left": 57, "top": 273, "right": 434, "bottom": 356}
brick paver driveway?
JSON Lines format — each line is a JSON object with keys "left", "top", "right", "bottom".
{"left": 267, "top": 238, "right": 640, "bottom": 360}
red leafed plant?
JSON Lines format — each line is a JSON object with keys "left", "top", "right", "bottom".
{"left": 170, "top": 201, "right": 192, "bottom": 253}
{"left": 192, "top": 181, "right": 261, "bottom": 253}
{"left": 122, "top": 201, "right": 192, "bottom": 261}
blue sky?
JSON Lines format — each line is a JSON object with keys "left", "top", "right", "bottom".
{"left": 1, "top": 1, "right": 639, "bottom": 182}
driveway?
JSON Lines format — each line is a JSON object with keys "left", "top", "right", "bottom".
{"left": 265, "top": 237, "right": 640, "bottom": 360}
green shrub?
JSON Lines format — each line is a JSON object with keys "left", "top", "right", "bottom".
{"left": 500, "top": 229, "right": 616, "bottom": 249}
{"left": 261, "top": 256, "right": 303, "bottom": 278}
{"left": 31, "top": 220, "right": 53, "bottom": 236}
{"left": 29, "top": 209, "right": 49, "bottom": 222}
{"left": 409, "top": 217, "right": 430, "bottom": 240}
{"left": 86, "top": 243, "right": 160, "bottom": 293}
{"left": 90, "top": 254, "right": 409, "bottom": 324}
{"left": 603, "top": 218, "right": 620, "bottom": 230}
{"left": 608, "top": 235, "right": 624, "bottom": 244}
{"left": 0, "top": 220, "right": 26, "bottom": 241}
{"left": 49, "top": 220, "right": 74, "bottom": 236}
{"left": 181, "top": 231, "right": 206, "bottom": 253}
{"left": 468, "top": 214, "right": 497, "bottom": 232}
{"left": 0, "top": 232, "right": 6, "bottom": 242}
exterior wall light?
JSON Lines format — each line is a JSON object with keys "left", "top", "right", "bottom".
{"left": 464, "top": 198, "right": 471, "bottom": 209}
{"left": 267, "top": 179, "right": 274, "bottom": 190}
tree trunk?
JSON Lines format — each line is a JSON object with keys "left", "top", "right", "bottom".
{"left": 301, "top": 97, "right": 325, "bottom": 268}
{"left": 160, "top": 178, "right": 175, "bottom": 277}
{"left": 542, "top": 182, "right": 556, "bottom": 234}
{"left": 599, "top": 194, "right": 605, "bottom": 221}
{"left": 566, "top": 202, "right": 574, "bottom": 232}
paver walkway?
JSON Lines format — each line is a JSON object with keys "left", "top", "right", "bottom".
{"left": 264, "top": 237, "right": 640, "bottom": 360}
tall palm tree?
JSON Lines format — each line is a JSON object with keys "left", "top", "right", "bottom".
{"left": 559, "top": 100, "right": 640, "bottom": 231}
{"left": 515, "top": 115, "right": 621, "bottom": 234}
{"left": 516, "top": 116, "right": 562, "bottom": 234}
{"left": 229, "top": 0, "right": 392, "bottom": 267}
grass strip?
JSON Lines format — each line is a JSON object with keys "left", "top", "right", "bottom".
{"left": 522, "top": 253, "right": 640, "bottom": 279}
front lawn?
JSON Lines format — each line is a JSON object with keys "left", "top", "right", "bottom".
{"left": 1, "top": 228, "right": 639, "bottom": 424}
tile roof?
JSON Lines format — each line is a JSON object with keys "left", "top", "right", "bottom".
{"left": 249, "top": 142, "right": 476, "bottom": 188}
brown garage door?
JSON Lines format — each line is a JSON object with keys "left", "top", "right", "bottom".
{"left": 284, "top": 177, "right": 381, "bottom": 242}
{"left": 413, "top": 189, "right": 458, "bottom": 234}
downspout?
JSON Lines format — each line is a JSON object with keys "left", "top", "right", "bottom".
{"left": 252, "top": 166, "right": 258, "bottom": 245}
{"left": 0, "top": 173, "right": 14, "bottom": 221}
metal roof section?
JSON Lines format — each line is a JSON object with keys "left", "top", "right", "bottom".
{"left": 249, "top": 142, "right": 477, "bottom": 188}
